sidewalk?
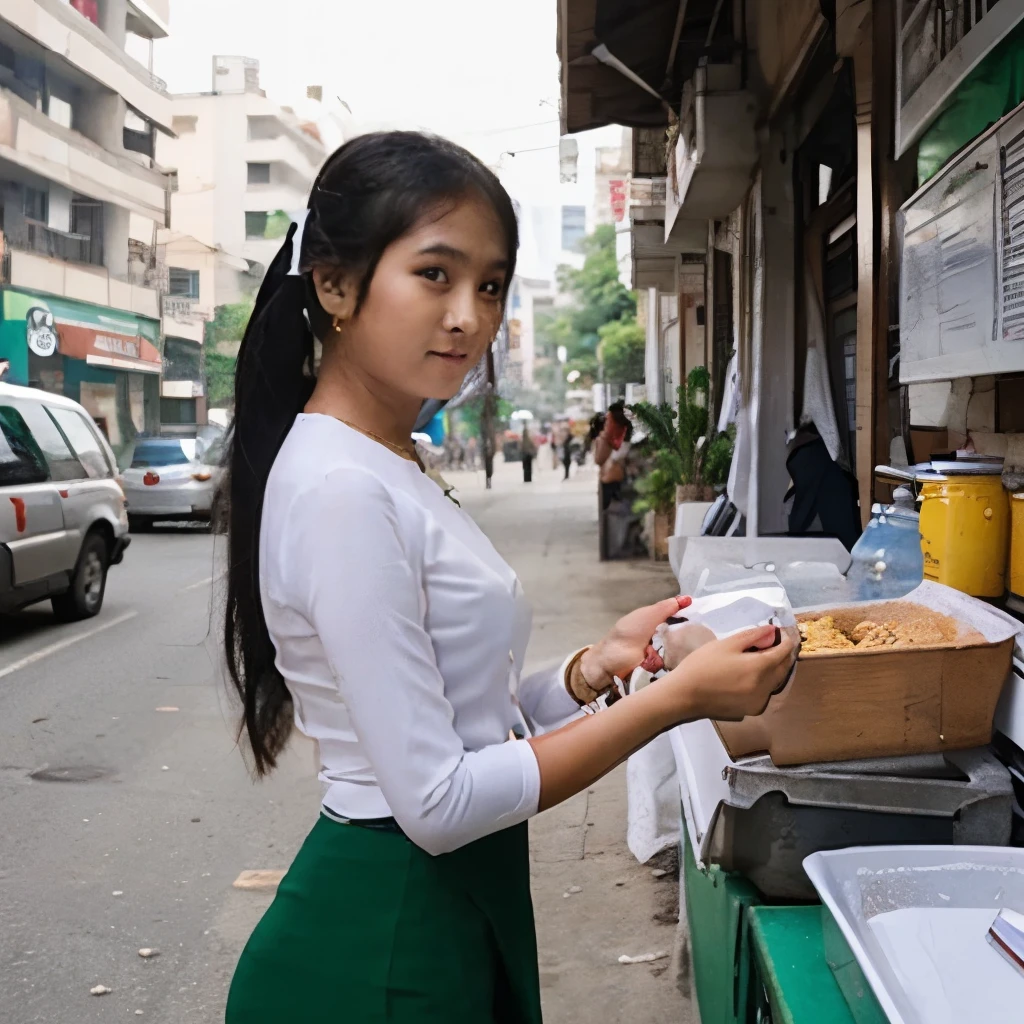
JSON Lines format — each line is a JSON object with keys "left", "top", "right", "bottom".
{"left": 448, "top": 454, "right": 688, "bottom": 1024}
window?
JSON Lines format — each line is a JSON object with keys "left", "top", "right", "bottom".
{"left": 245, "top": 211, "right": 268, "bottom": 239}
{"left": 247, "top": 162, "right": 271, "bottom": 186}
{"left": 0, "top": 405, "right": 48, "bottom": 486}
{"left": 123, "top": 109, "right": 154, "bottom": 157}
{"left": 162, "top": 337, "right": 202, "bottom": 379}
{"left": 47, "top": 407, "right": 111, "bottom": 479}
{"left": 247, "top": 115, "right": 280, "bottom": 141}
{"left": 168, "top": 267, "right": 200, "bottom": 299}
{"left": 130, "top": 439, "right": 195, "bottom": 467}
{"left": 160, "top": 398, "right": 198, "bottom": 425}
{"left": 8, "top": 398, "right": 87, "bottom": 482}
{"left": 46, "top": 94, "right": 73, "bottom": 129}
{"left": 23, "top": 185, "right": 47, "bottom": 223}
{"left": 561, "top": 205, "right": 586, "bottom": 251}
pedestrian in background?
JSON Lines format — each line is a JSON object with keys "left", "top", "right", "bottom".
{"left": 521, "top": 424, "right": 537, "bottom": 483}
{"left": 221, "top": 130, "right": 796, "bottom": 1024}
{"left": 561, "top": 427, "right": 573, "bottom": 481}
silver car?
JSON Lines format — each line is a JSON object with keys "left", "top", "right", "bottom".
{"left": 121, "top": 435, "right": 225, "bottom": 531}
{"left": 0, "top": 382, "right": 130, "bottom": 620}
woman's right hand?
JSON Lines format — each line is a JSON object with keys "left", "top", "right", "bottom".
{"left": 648, "top": 625, "right": 797, "bottom": 725}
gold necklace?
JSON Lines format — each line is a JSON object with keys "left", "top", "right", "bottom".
{"left": 337, "top": 417, "right": 424, "bottom": 469}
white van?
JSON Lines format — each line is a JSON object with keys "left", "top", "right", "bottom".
{"left": 0, "top": 382, "right": 130, "bottom": 620}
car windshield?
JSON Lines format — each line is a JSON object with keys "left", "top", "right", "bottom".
{"left": 130, "top": 440, "right": 196, "bottom": 467}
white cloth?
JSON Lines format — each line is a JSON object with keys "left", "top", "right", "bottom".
{"left": 260, "top": 414, "right": 582, "bottom": 856}
{"left": 800, "top": 264, "right": 845, "bottom": 466}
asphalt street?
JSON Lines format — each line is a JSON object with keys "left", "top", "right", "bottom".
{"left": 0, "top": 522, "right": 323, "bottom": 1023}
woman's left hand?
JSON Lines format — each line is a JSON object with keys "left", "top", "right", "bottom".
{"left": 580, "top": 596, "right": 692, "bottom": 692}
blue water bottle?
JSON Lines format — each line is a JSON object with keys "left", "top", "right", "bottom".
{"left": 847, "top": 487, "right": 924, "bottom": 601}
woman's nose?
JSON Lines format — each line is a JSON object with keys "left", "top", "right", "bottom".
{"left": 442, "top": 288, "right": 480, "bottom": 335}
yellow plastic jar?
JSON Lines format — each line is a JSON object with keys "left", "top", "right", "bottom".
{"left": 1011, "top": 492, "right": 1024, "bottom": 600}
{"left": 918, "top": 475, "right": 1009, "bottom": 597}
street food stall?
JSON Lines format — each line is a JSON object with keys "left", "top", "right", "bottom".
{"left": 640, "top": 488, "right": 1024, "bottom": 1023}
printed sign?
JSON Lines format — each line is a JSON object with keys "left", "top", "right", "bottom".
{"left": 609, "top": 180, "right": 627, "bottom": 222}
{"left": 94, "top": 334, "right": 141, "bottom": 359}
{"left": 26, "top": 307, "right": 59, "bottom": 357}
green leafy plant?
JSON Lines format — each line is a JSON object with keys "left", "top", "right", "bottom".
{"left": 703, "top": 423, "right": 736, "bottom": 489}
{"left": 632, "top": 449, "right": 683, "bottom": 516}
{"left": 630, "top": 366, "right": 712, "bottom": 497}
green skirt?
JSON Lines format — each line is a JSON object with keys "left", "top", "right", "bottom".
{"left": 226, "top": 815, "right": 543, "bottom": 1023}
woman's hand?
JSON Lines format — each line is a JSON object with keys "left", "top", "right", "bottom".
{"left": 580, "top": 595, "right": 691, "bottom": 692}
{"left": 647, "top": 624, "right": 797, "bottom": 726}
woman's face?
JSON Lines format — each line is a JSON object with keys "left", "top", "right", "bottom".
{"left": 316, "top": 194, "right": 509, "bottom": 403}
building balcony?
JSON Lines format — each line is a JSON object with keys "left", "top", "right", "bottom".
{"left": 896, "top": 0, "right": 1024, "bottom": 156}
{"left": 0, "top": 86, "right": 169, "bottom": 222}
{"left": 244, "top": 185, "right": 309, "bottom": 216}
{"left": 1, "top": 247, "right": 160, "bottom": 320}
{"left": 0, "top": 0, "right": 173, "bottom": 132}
{"left": 161, "top": 294, "right": 209, "bottom": 344}
{"left": 246, "top": 136, "right": 322, "bottom": 183}
{"left": 127, "top": 0, "right": 169, "bottom": 40}
{"left": 7, "top": 218, "right": 101, "bottom": 265}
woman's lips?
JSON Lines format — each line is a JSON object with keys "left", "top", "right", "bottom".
{"left": 428, "top": 351, "right": 469, "bottom": 363}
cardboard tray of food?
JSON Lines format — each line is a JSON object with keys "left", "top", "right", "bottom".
{"left": 713, "top": 582, "right": 1019, "bottom": 766}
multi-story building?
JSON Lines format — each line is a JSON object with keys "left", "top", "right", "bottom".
{"left": 157, "top": 56, "right": 326, "bottom": 275}
{"left": 0, "top": 0, "right": 174, "bottom": 458}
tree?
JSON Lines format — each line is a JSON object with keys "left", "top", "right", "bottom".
{"left": 597, "top": 316, "right": 645, "bottom": 390}
{"left": 203, "top": 299, "right": 255, "bottom": 408}
{"left": 534, "top": 224, "right": 637, "bottom": 395}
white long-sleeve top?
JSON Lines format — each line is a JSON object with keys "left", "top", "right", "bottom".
{"left": 259, "top": 414, "right": 583, "bottom": 855}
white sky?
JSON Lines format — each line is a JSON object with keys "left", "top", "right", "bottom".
{"left": 152, "top": 0, "right": 619, "bottom": 205}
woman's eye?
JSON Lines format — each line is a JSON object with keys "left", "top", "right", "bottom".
{"left": 480, "top": 281, "right": 502, "bottom": 297}
{"left": 418, "top": 267, "right": 448, "bottom": 284}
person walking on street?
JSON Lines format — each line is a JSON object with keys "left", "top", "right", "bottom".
{"left": 551, "top": 418, "right": 568, "bottom": 471}
{"left": 521, "top": 425, "right": 537, "bottom": 483}
{"left": 221, "top": 130, "right": 797, "bottom": 1024}
{"left": 561, "top": 431, "right": 573, "bottom": 481}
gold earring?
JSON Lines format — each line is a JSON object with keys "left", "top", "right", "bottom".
{"left": 332, "top": 315, "right": 343, "bottom": 333}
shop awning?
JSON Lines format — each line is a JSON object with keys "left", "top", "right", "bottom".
{"left": 557, "top": 0, "right": 742, "bottom": 134}
{"left": 3, "top": 289, "right": 162, "bottom": 375}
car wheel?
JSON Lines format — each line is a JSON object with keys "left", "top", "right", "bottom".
{"left": 128, "top": 514, "right": 153, "bottom": 533}
{"left": 52, "top": 532, "right": 109, "bottom": 622}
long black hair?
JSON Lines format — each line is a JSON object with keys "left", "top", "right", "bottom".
{"left": 224, "top": 131, "right": 519, "bottom": 775}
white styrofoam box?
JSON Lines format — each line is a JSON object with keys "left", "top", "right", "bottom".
{"left": 805, "top": 845, "right": 1024, "bottom": 1024}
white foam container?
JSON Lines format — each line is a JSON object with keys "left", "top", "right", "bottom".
{"left": 804, "top": 845, "right": 1024, "bottom": 1024}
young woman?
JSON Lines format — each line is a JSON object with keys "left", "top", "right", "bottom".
{"left": 222, "top": 131, "right": 795, "bottom": 1023}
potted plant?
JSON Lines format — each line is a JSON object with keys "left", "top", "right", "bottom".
{"left": 631, "top": 367, "right": 735, "bottom": 552}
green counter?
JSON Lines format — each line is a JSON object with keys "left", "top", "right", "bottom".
{"left": 682, "top": 813, "right": 887, "bottom": 1024}
{"left": 748, "top": 906, "right": 887, "bottom": 1024}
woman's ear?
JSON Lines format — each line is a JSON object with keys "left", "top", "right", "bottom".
{"left": 312, "top": 267, "right": 358, "bottom": 323}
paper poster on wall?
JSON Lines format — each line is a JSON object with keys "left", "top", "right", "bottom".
{"left": 899, "top": 102, "right": 1024, "bottom": 382}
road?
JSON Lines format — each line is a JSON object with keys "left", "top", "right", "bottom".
{"left": 0, "top": 523, "right": 323, "bottom": 1022}
{"left": 0, "top": 457, "right": 684, "bottom": 1024}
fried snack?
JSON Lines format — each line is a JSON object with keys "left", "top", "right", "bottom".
{"left": 798, "top": 615, "right": 855, "bottom": 652}
{"left": 800, "top": 613, "right": 945, "bottom": 653}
